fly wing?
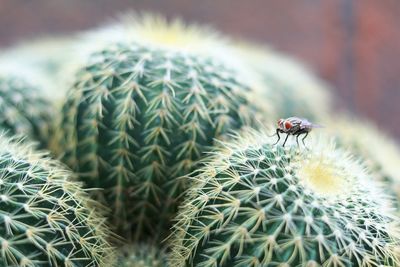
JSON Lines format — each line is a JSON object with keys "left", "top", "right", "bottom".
{"left": 309, "top": 122, "right": 324, "bottom": 128}
{"left": 287, "top": 117, "right": 324, "bottom": 129}
{"left": 299, "top": 118, "right": 324, "bottom": 129}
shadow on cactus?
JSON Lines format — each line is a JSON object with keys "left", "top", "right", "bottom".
{"left": 0, "top": 76, "right": 53, "bottom": 149}
{"left": 169, "top": 131, "right": 400, "bottom": 267}
{"left": 0, "top": 135, "right": 114, "bottom": 266}
{"left": 58, "top": 42, "right": 262, "bottom": 242}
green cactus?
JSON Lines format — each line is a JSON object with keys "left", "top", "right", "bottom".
{"left": 58, "top": 42, "right": 262, "bottom": 242}
{"left": 0, "top": 134, "right": 115, "bottom": 267}
{"left": 170, "top": 131, "right": 400, "bottom": 267}
{"left": 0, "top": 75, "right": 53, "bottom": 149}
{"left": 118, "top": 244, "right": 167, "bottom": 267}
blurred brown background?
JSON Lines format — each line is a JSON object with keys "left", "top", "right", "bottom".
{"left": 0, "top": 0, "right": 399, "bottom": 140}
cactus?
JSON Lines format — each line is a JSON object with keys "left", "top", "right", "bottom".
{"left": 0, "top": 36, "right": 76, "bottom": 102}
{"left": 232, "top": 42, "right": 331, "bottom": 121}
{"left": 170, "top": 131, "right": 400, "bottom": 267}
{"left": 0, "top": 134, "right": 115, "bottom": 266}
{"left": 0, "top": 75, "right": 53, "bottom": 149}
{"left": 328, "top": 117, "right": 400, "bottom": 210}
{"left": 0, "top": 39, "right": 76, "bottom": 152}
{"left": 118, "top": 244, "right": 167, "bottom": 267}
{"left": 58, "top": 42, "right": 262, "bottom": 242}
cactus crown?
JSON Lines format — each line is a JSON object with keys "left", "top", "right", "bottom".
{"left": 59, "top": 42, "right": 261, "bottom": 241}
{"left": 170, "top": 131, "right": 400, "bottom": 267}
{"left": 0, "top": 135, "right": 114, "bottom": 267}
{"left": 119, "top": 14, "right": 224, "bottom": 52}
{"left": 0, "top": 75, "right": 53, "bottom": 148}
{"left": 80, "top": 13, "right": 229, "bottom": 62}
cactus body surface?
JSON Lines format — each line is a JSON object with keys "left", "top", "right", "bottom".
{"left": 170, "top": 131, "right": 400, "bottom": 267}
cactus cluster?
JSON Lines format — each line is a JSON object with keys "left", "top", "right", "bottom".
{"left": 0, "top": 135, "right": 114, "bottom": 266}
{"left": 0, "top": 75, "right": 53, "bottom": 148}
{"left": 118, "top": 244, "right": 167, "bottom": 267}
{"left": 0, "top": 11, "right": 399, "bottom": 267}
{"left": 58, "top": 42, "right": 262, "bottom": 241}
{"left": 170, "top": 131, "right": 400, "bottom": 267}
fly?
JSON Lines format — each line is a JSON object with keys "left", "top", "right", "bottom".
{"left": 272, "top": 117, "right": 322, "bottom": 147}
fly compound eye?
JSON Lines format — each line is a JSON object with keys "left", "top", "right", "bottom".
{"left": 284, "top": 121, "right": 292, "bottom": 130}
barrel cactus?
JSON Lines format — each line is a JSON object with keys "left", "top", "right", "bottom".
{"left": 58, "top": 41, "right": 262, "bottom": 241}
{"left": 0, "top": 75, "right": 53, "bottom": 148}
{"left": 233, "top": 42, "right": 331, "bottom": 122}
{"left": 118, "top": 244, "right": 167, "bottom": 267}
{"left": 0, "top": 36, "right": 76, "bottom": 103}
{"left": 170, "top": 131, "right": 400, "bottom": 266}
{"left": 0, "top": 135, "right": 114, "bottom": 266}
{"left": 328, "top": 117, "right": 400, "bottom": 209}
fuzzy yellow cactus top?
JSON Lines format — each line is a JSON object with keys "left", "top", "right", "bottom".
{"left": 77, "top": 13, "right": 232, "bottom": 63}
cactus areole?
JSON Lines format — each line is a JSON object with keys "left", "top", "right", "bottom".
{"left": 60, "top": 42, "right": 261, "bottom": 241}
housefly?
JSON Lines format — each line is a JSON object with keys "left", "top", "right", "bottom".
{"left": 272, "top": 117, "right": 322, "bottom": 147}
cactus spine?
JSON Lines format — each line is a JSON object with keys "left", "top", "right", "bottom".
{"left": 170, "top": 131, "right": 400, "bottom": 267}
{"left": 58, "top": 42, "right": 261, "bottom": 241}
{"left": 0, "top": 75, "right": 53, "bottom": 148}
{"left": 0, "top": 135, "right": 114, "bottom": 267}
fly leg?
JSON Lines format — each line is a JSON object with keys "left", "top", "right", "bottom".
{"left": 292, "top": 128, "right": 308, "bottom": 148}
{"left": 302, "top": 132, "right": 309, "bottom": 146}
{"left": 272, "top": 129, "right": 282, "bottom": 145}
{"left": 296, "top": 133, "right": 301, "bottom": 147}
{"left": 282, "top": 133, "right": 290, "bottom": 147}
